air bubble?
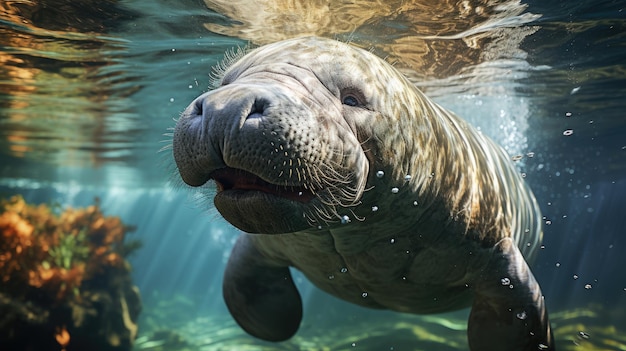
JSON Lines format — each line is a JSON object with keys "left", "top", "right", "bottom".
{"left": 390, "top": 238, "right": 395, "bottom": 244}
{"left": 391, "top": 187, "right": 399, "bottom": 194}
{"left": 341, "top": 215, "right": 350, "bottom": 224}
{"left": 404, "top": 175, "right": 412, "bottom": 181}
{"left": 371, "top": 206, "right": 379, "bottom": 212}
{"left": 573, "top": 275, "right": 579, "bottom": 280}
{"left": 563, "top": 129, "right": 574, "bottom": 136}
{"left": 376, "top": 170, "right": 385, "bottom": 178}
{"left": 501, "top": 277, "right": 511, "bottom": 285}
{"left": 361, "top": 292, "right": 368, "bottom": 298}
{"left": 585, "top": 284, "right": 592, "bottom": 290}
{"left": 516, "top": 311, "right": 527, "bottom": 320}
{"left": 328, "top": 275, "right": 335, "bottom": 280}
{"left": 340, "top": 267, "right": 348, "bottom": 273}
{"left": 578, "top": 331, "right": 590, "bottom": 339}
{"left": 413, "top": 201, "right": 419, "bottom": 206}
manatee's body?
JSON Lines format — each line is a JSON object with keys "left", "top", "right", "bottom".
{"left": 172, "top": 36, "right": 554, "bottom": 350}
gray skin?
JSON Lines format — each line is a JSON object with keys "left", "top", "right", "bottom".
{"left": 173, "top": 36, "right": 554, "bottom": 350}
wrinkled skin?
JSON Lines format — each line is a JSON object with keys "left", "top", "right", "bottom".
{"left": 173, "top": 37, "right": 554, "bottom": 350}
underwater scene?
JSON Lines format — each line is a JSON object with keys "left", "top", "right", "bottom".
{"left": 1, "top": 0, "right": 625, "bottom": 350}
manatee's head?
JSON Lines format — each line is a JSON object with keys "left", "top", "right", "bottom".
{"left": 173, "top": 36, "right": 420, "bottom": 234}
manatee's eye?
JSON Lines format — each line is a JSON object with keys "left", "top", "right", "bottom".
{"left": 340, "top": 88, "right": 366, "bottom": 107}
{"left": 342, "top": 95, "right": 359, "bottom": 106}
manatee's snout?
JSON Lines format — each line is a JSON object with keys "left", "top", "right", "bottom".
{"left": 173, "top": 85, "right": 276, "bottom": 187}
{"left": 174, "top": 82, "right": 323, "bottom": 190}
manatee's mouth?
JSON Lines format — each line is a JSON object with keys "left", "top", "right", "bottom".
{"left": 210, "top": 167, "right": 315, "bottom": 203}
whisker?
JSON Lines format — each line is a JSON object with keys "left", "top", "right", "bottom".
{"left": 158, "top": 144, "right": 173, "bottom": 153}
{"left": 209, "top": 43, "right": 252, "bottom": 89}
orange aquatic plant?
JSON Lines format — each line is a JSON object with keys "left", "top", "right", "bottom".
{"left": 0, "top": 194, "right": 139, "bottom": 301}
{"left": 55, "top": 325, "right": 70, "bottom": 351}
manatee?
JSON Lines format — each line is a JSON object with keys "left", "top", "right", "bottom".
{"left": 172, "top": 36, "right": 554, "bottom": 351}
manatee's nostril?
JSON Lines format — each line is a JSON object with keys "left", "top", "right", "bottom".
{"left": 194, "top": 98, "right": 204, "bottom": 115}
{"left": 247, "top": 98, "right": 266, "bottom": 120}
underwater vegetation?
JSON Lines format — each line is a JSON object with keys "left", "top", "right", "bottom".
{"left": 0, "top": 195, "right": 142, "bottom": 351}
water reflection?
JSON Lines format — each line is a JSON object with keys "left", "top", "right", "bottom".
{"left": 203, "top": 0, "right": 539, "bottom": 80}
{"left": 0, "top": 1, "right": 140, "bottom": 168}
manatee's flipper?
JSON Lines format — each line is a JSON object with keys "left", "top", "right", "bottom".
{"left": 468, "top": 238, "right": 554, "bottom": 351}
{"left": 222, "top": 235, "right": 302, "bottom": 341}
